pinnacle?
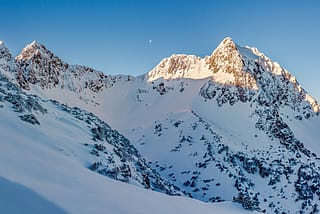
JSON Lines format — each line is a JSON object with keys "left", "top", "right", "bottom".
{"left": 222, "top": 36, "right": 234, "bottom": 43}
{"left": 31, "top": 40, "right": 38, "bottom": 46}
{"left": 15, "top": 40, "right": 48, "bottom": 61}
{"left": 208, "top": 37, "right": 239, "bottom": 58}
{"left": 0, "top": 40, "right": 12, "bottom": 62}
{"left": 27, "top": 40, "right": 42, "bottom": 49}
{"left": 218, "top": 36, "right": 237, "bottom": 48}
{"left": 0, "top": 41, "right": 8, "bottom": 49}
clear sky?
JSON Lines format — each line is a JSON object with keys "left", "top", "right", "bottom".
{"left": 1, "top": 0, "right": 320, "bottom": 100}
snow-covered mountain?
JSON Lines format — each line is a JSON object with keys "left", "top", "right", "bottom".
{"left": 0, "top": 69, "right": 182, "bottom": 194}
{"left": 0, "top": 71, "right": 251, "bottom": 214}
{"left": 1, "top": 37, "right": 320, "bottom": 213}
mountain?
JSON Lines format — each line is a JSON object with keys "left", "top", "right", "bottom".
{"left": 0, "top": 41, "right": 252, "bottom": 214}
{"left": 0, "top": 68, "right": 182, "bottom": 194}
{"left": 1, "top": 37, "right": 320, "bottom": 213}
{"left": 0, "top": 71, "right": 251, "bottom": 214}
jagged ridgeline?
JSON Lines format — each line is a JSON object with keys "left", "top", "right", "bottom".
{"left": 1, "top": 37, "right": 320, "bottom": 213}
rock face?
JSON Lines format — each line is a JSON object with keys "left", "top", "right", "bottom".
{"left": 1, "top": 37, "right": 320, "bottom": 213}
{"left": 11, "top": 41, "right": 134, "bottom": 108}
{"left": 15, "top": 41, "right": 68, "bottom": 90}
{"left": 205, "top": 37, "right": 257, "bottom": 89}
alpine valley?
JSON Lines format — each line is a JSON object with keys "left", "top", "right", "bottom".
{"left": 1, "top": 37, "right": 320, "bottom": 213}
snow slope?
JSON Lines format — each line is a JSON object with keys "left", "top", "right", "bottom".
{"left": 0, "top": 118, "right": 250, "bottom": 214}
{"left": 0, "top": 72, "right": 252, "bottom": 214}
{"left": 0, "top": 116, "right": 250, "bottom": 214}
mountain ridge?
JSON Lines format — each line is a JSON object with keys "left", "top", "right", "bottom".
{"left": 1, "top": 37, "right": 320, "bottom": 213}
{"left": 1, "top": 38, "right": 318, "bottom": 111}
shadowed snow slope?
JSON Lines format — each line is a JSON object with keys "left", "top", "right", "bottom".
{"left": 0, "top": 177, "right": 67, "bottom": 214}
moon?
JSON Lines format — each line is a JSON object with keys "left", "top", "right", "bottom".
{"left": 149, "top": 39, "right": 152, "bottom": 44}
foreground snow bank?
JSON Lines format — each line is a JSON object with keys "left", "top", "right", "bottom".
{"left": 0, "top": 177, "right": 66, "bottom": 214}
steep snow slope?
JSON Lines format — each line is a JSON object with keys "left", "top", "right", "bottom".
{"left": 2, "top": 37, "right": 320, "bottom": 213}
{"left": 0, "top": 72, "right": 252, "bottom": 214}
{"left": 0, "top": 71, "right": 181, "bottom": 196}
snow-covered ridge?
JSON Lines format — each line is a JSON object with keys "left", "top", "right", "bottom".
{"left": 11, "top": 41, "right": 134, "bottom": 110}
{"left": 147, "top": 54, "right": 211, "bottom": 81}
{"left": 2, "top": 37, "right": 319, "bottom": 112}
{"left": 147, "top": 37, "right": 319, "bottom": 111}
{"left": 0, "top": 37, "right": 318, "bottom": 114}
{"left": 148, "top": 37, "right": 259, "bottom": 90}
{"left": 147, "top": 37, "right": 274, "bottom": 82}
{"left": 244, "top": 45, "right": 320, "bottom": 112}
{"left": 0, "top": 37, "right": 318, "bottom": 117}
{"left": 1, "top": 37, "right": 320, "bottom": 213}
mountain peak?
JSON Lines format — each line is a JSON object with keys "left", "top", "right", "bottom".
{"left": 30, "top": 40, "right": 38, "bottom": 45}
{"left": 16, "top": 40, "right": 50, "bottom": 61}
{"left": 206, "top": 37, "right": 242, "bottom": 74}
{"left": 28, "top": 40, "right": 42, "bottom": 49}
{"left": 211, "top": 37, "right": 238, "bottom": 55}
{"left": 0, "top": 41, "right": 9, "bottom": 51}
{"left": 0, "top": 40, "right": 12, "bottom": 63}
{"left": 25, "top": 40, "right": 44, "bottom": 50}
{"left": 215, "top": 37, "right": 238, "bottom": 50}
{"left": 14, "top": 41, "right": 69, "bottom": 90}
{"left": 147, "top": 37, "right": 250, "bottom": 84}
{"left": 220, "top": 36, "right": 235, "bottom": 45}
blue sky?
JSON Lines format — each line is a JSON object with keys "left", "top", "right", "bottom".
{"left": 1, "top": 0, "right": 320, "bottom": 100}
